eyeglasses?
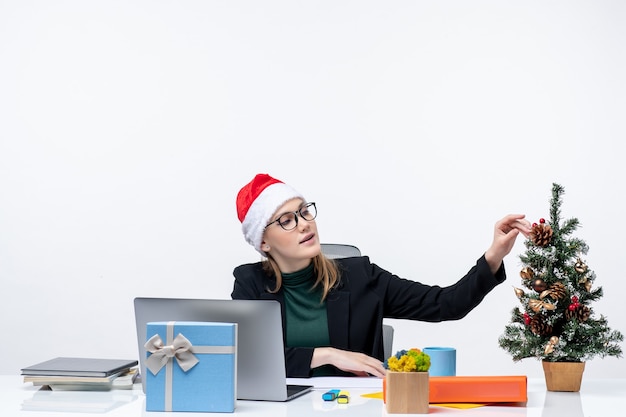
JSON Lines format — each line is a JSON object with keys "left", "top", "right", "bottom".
{"left": 265, "top": 202, "right": 317, "bottom": 231}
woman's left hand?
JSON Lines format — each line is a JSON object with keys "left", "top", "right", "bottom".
{"left": 485, "top": 214, "right": 531, "bottom": 274}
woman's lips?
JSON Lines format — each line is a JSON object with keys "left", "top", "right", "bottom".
{"left": 300, "top": 233, "right": 315, "bottom": 244}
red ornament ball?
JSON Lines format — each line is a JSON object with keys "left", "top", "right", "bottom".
{"left": 539, "top": 218, "right": 546, "bottom": 224}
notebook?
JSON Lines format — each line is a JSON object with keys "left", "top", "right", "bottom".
{"left": 133, "top": 297, "right": 313, "bottom": 401}
{"left": 21, "top": 357, "right": 138, "bottom": 378}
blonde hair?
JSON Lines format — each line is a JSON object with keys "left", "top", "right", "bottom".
{"left": 262, "top": 253, "right": 341, "bottom": 301}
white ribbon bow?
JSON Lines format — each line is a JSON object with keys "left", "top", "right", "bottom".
{"left": 144, "top": 333, "right": 199, "bottom": 375}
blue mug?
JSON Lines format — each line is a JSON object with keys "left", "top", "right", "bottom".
{"left": 423, "top": 347, "right": 456, "bottom": 376}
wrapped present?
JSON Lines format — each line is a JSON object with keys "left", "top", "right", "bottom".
{"left": 144, "top": 321, "right": 237, "bottom": 412}
{"left": 429, "top": 376, "right": 527, "bottom": 403}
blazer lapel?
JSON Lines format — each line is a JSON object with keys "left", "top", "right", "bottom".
{"left": 326, "top": 290, "right": 350, "bottom": 350}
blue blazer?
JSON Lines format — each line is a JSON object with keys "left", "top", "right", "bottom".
{"left": 231, "top": 255, "right": 506, "bottom": 377}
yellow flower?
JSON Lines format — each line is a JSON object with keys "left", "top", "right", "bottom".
{"left": 385, "top": 348, "right": 431, "bottom": 372}
{"left": 388, "top": 355, "right": 417, "bottom": 372}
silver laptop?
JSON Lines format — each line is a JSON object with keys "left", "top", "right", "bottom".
{"left": 133, "top": 297, "right": 313, "bottom": 401}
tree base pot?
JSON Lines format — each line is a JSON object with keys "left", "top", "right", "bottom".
{"left": 542, "top": 361, "right": 585, "bottom": 392}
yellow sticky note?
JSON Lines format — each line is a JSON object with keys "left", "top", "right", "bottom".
{"left": 360, "top": 392, "right": 487, "bottom": 409}
{"left": 361, "top": 391, "right": 384, "bottom": 399}
{"left": 432, "top": 403, "right": 488, "bottom": 409}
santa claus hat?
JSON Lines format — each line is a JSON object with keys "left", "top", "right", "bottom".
{"left": 236, "top": 173, "right": 303, "bottom": 255}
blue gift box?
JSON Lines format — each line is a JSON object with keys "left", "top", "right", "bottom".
{"left": 144, "top": 321, "right": 237, "bottom": 412}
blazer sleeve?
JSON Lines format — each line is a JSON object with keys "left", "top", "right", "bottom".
{"left": 373, "top": 254, "right": 507, "bottom": 321}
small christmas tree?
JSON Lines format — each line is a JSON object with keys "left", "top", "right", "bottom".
{"left": 499, "top": 183, "right": 623, "bottom": 363}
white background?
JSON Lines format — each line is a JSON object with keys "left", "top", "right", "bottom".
{"left": 1, "top": 0, "right": 624, "bottom": 379}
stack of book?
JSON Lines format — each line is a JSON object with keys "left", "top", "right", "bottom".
{"left": 21, "top": 357, "right": 139, "bottom": 391}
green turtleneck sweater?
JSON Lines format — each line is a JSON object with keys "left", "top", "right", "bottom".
{"left": 282, "top": 263, "right": 330, "bottom": 350}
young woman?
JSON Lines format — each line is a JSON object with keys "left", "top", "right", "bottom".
{"left": 232, "top": 173, "right": 531, "bottom": 378}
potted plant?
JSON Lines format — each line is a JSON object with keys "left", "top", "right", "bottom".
{"left": 498, "top": 183, "right": 623, "bottom": 391}
{"left": 383, "top": 348, "right": 431, "bottom": 414}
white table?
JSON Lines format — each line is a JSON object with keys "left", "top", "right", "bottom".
{"left": 2, "top": 375, "right": 625, "bottom": 416}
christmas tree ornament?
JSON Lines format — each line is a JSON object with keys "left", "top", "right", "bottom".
{"left": 520, "top": 267, "right": 534, "bottom": 280}
{"left": 540, "top": 282, "right": 567, "bottom": 301}
{"left": 498, "top": 183, "right": 623, "bottom": 393}
{"left": 513, "top": 287, "right": 525, "bottom": 298}
{"left": 529, "top": 298, "right": 555, "bottom": 312}
{"left": 532, "top": 278, "right": 548, "bottom": 292}
{"left": 565, "top": 305, "right": 591, "bottom": 322}
{"left": 529, "top": 222, "right": 553, "bottom": 247}
{"left": 574, "top": 258, "right": 588, "bottom": 274}
{"left": 544, "top": 336, "right": 559, "bottom": 355}
{"left": 539, "top": 289, "right": 551, "bottom": 299}
{"left": 530, "top": 314, "right": 553, "bottom": 336}
{"left": 578, "top": 275, "right": 592, "bottom": 292}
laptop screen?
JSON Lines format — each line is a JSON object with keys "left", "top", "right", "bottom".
{"left": 133, "top": 297, "right": 308, "bottom": 401}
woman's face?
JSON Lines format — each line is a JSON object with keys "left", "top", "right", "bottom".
{"left": 261, "top": 198, "right": 321, "bottom": 273}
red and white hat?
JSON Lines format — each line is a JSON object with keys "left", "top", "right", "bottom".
{"left": 236, "top": 173, "right": 304, "bottom": 255}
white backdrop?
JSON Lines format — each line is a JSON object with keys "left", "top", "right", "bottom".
{"left": 1, "top": 1, "right": 624, "bottom": 379}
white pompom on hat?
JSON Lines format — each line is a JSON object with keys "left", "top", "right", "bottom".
{"left": 236, "top": 173, "right": 304, "bottom": 256}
